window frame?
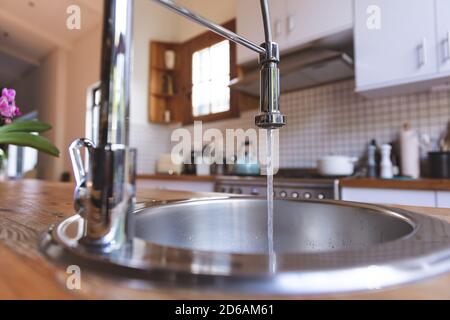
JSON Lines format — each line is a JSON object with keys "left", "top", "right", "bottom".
{"left": 182, "top": 20, "right": 239, "bottom": 124}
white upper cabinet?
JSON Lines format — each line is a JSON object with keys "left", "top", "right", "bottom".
{"left": 236, "top": 0, "right": 264, "bottom": 65}
{"left": 354, "top": 0, "right": 438, "bottom": 93}
{"left": 436, "top": 0, "right": 450, "bottom": 74}
{"left": 237, "top": 0, "right": 353, "bottom": 65}
{"left": 285, "top": 0, "right": 353, "bottom": 48}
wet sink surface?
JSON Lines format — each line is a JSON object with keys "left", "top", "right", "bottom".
{"left": 44, "top": 198, "right": 450, "bottom": 296}
{"left": 135, "top": 199, "right": 414, "bottom": 254}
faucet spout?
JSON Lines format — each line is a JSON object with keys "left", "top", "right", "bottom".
{"left": 152, "top": 0, "right": 286, "bottom": 129}
{"left": 154, "top": 0, "right": 266, "bottom": 56}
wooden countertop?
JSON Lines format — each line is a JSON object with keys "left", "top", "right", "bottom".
{"left": 2, "top": 180, "right": 450, "bottom": 300}
{"left": 140, "top": 175, "right": 450, "bottom": 192}
{"left": 138, "top": 174, "right": 338, "bottom": 184}
{"left": 137, "top": 174, "right": 217, "bottom": 182}
{"left": 340, "top": 178, "right": 450, "bottom": 191}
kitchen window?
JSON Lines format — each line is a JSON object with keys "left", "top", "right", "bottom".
{"left": 182, "top": 20, "right": 239, "bottom": 124}
{"left": 86, "top": 83, "right": 101, "bottom": 145}
{"left": 192, "top": 40, "right": 231, "bottom": 117}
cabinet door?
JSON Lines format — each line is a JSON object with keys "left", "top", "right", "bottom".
{"left": 268, "top": 0, "right": 287, "bottom": 49}
{"left": 236, "top": 0, "right": 263, "bottom": 65}
{"left": 436, "top": 191, "right": 450, "bottom": 208}
{"left": 286, "top": 0, "right": 353, "bottom": 51}
{"left": 355, "top": 0, "right": 438, "bottom": 90}
{"left": 436, "top": 0, "right": 450, "bottom": 74}
{"left": 137, "top": 180, "right": 215, "bottom": 193}
{"left": 236, "top": 0, "right": 286, "bottom": 64}
{"left": 341, "top": 188, "right": 436, "bottom": 207}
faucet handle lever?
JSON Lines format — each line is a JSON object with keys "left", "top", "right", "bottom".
{"left": 69, "top": 138, "right": 96, "bottom": 187}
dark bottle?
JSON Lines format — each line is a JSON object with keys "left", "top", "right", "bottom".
{"left": 367, "top": 140, "right": 377, "bottom": 178}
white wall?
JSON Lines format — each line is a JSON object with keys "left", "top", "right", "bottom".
{"left": 129, "top": 0, "right": 181, "bottom": 174}
{"left": 176, "top": 0, "right": 237, "bottom": 42}
{"left": 12, "top": 49, "right": 68, "bottom": 181}
{"left": 13, "top": 24, "right": 101, "bottom": 180}
{"left": 129, "top": 0, "right": 237, "bottom": 174}
{"left": 64, "top": 25, "right": 102, "bottom": 174}
{"left": 131, "top": 0, "right": 180, "bottom": 125}
{"left": 11, "top": 0, "right": 238, "bottom": 179}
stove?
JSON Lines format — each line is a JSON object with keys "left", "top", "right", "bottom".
{"left": 215, "top": 173, "right": 340, "bottom": 201}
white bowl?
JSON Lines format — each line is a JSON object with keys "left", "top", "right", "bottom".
{"left": 317, "top": 155, "right": 358, "bottom": 176}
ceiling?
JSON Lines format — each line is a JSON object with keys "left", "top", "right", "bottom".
{"left": 0, "top": 0, "right": 103, "bottom": 86}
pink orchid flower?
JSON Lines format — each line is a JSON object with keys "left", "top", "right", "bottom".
{"left": 0, "top": 88, "right": 21, "bottom": 121}
{"left": 0, "top": 96, "right": 11, "bottom": 116}
{"left": 1, "top": 88, "right": 16, "bottom": 103}
{"left": 0, "top": 96, "right": 8, "bottom": 109}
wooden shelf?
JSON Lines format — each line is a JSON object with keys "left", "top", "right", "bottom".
{"left": 148, "top": 41, "right": 184, "bottom": 124}
{"left": 151, "top": 92, "right": 175, "bottom": 99}
{"left": 151, "top": 66, "right": 176, "bottom": 72}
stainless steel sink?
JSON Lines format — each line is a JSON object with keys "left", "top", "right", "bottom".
{"left": 134, "top": 199, "right": 413, "bottom": 254}
{"left": 42, "top": 197, "right": 450, "bottom": 296}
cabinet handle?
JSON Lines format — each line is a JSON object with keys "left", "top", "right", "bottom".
{"left": 444, "top": 31, "right": 450, "bottom": 62}
{"left": 287, "top": 15, "right": 295, "bottom": 34}
{"left": 69, "top": 138, "right": 96, "bottom": 213}
{"left": 274, "top": 19, "right": 282, "bottom": 38}
{"left": 69, "top": 138, "right": 96, "bottom": 187}
{"left": 418, "top": 37, "right": 428, "bottom": 68}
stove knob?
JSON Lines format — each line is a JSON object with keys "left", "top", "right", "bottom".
{"left": 280, "top": 191, "right": 287, "bottom": 198}
{"left": 318, "top": 193, "right": 325, "bottom": 200}
{"left": 251, "top": 188, "right": 259, "bottom": 196}
{"left": 292, "top": 192, "right": 299, "bottom": 199}
{"left": 235, "top": 188, "right": 243, "bottom": 194}
{"left": 303, "top": 192, "right": 312, "bottom": 200}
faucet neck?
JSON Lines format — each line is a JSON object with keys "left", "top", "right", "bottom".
{"left": 98, "top": 0, "right": 134, "bottom": 146}
{"left": 69, "top": 0, "right": 136, "bottom": 252}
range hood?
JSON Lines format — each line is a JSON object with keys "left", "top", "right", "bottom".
{"left": 230, "top": 30, "right": 354, "bottom": 96}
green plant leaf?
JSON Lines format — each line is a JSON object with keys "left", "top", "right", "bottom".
{"left": 0, "top": 120, "right": 52, "bottom": 135}
{"left": 0, "top": 132, "right": 59, "bottom": 157}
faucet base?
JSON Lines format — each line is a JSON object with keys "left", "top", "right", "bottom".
{"left": 70, "top": 143, "right": 137, "bottom": 253}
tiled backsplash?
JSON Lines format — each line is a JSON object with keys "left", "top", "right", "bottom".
{"left": 130, "top": 123, "right": 172, "bottom": 174}
{"left": 278, "top": 80, "right": 450, "bottom": 167}
{"left": 133, "top": 79, "right": 450, "bottom": 173}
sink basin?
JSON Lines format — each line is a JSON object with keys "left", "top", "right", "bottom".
{"left": 135, "top": 199, "right": 413, "bottom": 254}
{"left": 42, "top": 197, "right": 450, "bottom": 296}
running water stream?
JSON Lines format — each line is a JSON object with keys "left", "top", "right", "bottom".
{"left": 266, "top": 129, "right": 276, "bottom": 273}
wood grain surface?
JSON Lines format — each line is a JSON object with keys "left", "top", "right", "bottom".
{"left": 140, "top": 175, "right": 450, "bottom": 192}
{"left": 137, "top": 174, "right": 217, "bottom": 182}
{"left": 1, "top": 180, "right": 450, "bottom": 300}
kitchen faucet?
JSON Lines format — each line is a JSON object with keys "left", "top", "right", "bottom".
{"left": 69, "top": 0, "right": 286, "bottom": 252}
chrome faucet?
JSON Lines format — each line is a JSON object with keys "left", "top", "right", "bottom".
{"left": 69, "top": 0, "right": 285, "bottom": 252}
